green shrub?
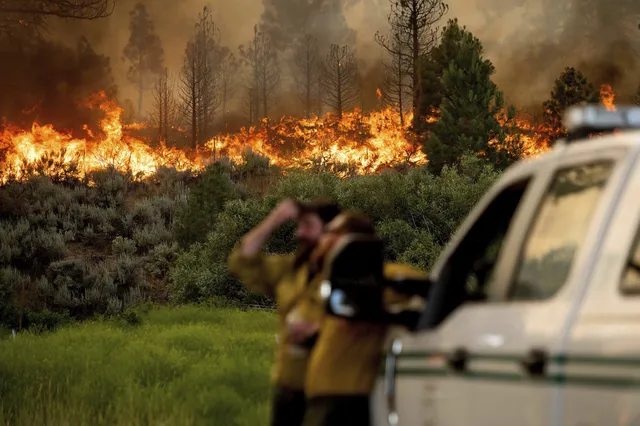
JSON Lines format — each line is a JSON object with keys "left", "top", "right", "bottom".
{"left": 174, "top": 163, "right": 239, "bottom": 247}
{"left": 112, "top": 236, "right": 137, "bottom": 256}
{"left": 145, "top": 242, "right": 179, "bottom": 279}
{"left": 87, "top": 167, "right": 129, "bottom": 209}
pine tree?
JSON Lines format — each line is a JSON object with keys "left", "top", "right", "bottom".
{"left": 542, "top": 67, "right": 601, "bottom": 141}
{"left": 424, "top": 27, "right": 509, "bottom": 174}
{"left": 414, "top": 18, "right": 472, "bottom": 132}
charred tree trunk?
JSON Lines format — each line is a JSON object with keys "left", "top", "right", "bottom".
{"left": 190, "top": 61, "right": 198, "bottom": 149}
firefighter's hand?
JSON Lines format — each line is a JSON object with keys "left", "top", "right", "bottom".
{"left": 270, "top": 198, "right": 299, "bottom": 224}
{"left": 287, "top": 321, "right": 320, "bottom": 344}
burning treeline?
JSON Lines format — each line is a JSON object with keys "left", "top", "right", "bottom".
{"left": 0, "top": 0, "right": 626, "bottom": 182}
{"left": 0, "top": 82, "right": 616, "bottom": 182}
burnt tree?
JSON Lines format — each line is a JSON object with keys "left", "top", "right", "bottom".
{"left": 195, "top": 6, "right": 220, "bottom": 142}
{"left": 322, "top": 44, "right": 360, "bottom": 118}
{"left": 374, "top": 0, "right": 448, "bottom": 122}
{"left": 292, "top": 34, "right": 322, "bottom": 118}
{"left": 380, "top": 15, "right": 411, "bottom": 125}
{"left": 218, "top": 46, "right": 239, "bottom": 127}
{"left": 152, "top": 68, "right": 176, "bottom": 143}
{"left": 178, "top": 6, "right": 220, "bottom": 149}
{"left": 239, "top": 25, "right": 280, "bottom": 120}
{"left": 122, "top": 2, "right": 164, "bottom": 116}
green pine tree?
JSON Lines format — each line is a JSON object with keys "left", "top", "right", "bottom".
{"left": 542, "top": 67, "right": 601, "bottom": 141}
{"left": 423, "top": 27, "right": 511, "bottom": 174}
{"left": 414, "top": 19, "right": 474, "bottom": 132}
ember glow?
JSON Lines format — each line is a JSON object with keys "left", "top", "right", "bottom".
{"left": 0, "top": 85, "right": 620, "bottom": 182}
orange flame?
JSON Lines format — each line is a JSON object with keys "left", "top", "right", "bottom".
{"left": 600, "top": 84, "right": 615, "bottom": 111}
{"left": 4, "top": 85, "right": 618, "bottom": 183}
{"left": 206, "top": 108, "right": 426, "bottom": 174}
{"left": 0, "top": 92, "right": 202, "bottom": 182}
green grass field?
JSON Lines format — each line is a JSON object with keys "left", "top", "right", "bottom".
{"left": 0, "top": 306, "right": 277, "bottom": 426}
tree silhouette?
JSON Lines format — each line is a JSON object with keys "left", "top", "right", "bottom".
{"left": 322, "top": 44, "right": 360, "bottom": 118}
{"left": 379, "top": 14, "right": 411, "bottom": 125}
{"left": 178, "top": 6, "right": 221, "bottom": 148}
{"left": 218, "top": 47, "right": 239, "bottom": 128}
{"left": 152, "top": 68, "right": 176, "bottom": 143}
{"left": 292, "top": 34, "right": 322, "bottom": 118}
{"left": 239, "top": 25, "right": 280, "bottom": 120}
{"left": 542, "top": 67, "right": 601, "bottom": 141}
{"left": 374, "top": 0, "right": 448, "bottom": 123}
{"left": 122, "top": 3, "right": 164, "bottom": 116}
{"left": 0, "top": 0, "right": 114, "bottom": 35}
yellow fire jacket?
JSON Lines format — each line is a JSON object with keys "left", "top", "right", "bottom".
{"left": 228, "top": 245, "right": 325, "bottom": 391}
{"left": 305, "top": 262, "right": 427, "bottom": 397}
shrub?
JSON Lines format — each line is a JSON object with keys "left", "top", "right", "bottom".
{"left": 144, "top": 242, "right": 179, "bottom": 279}
{"left": 174, "top": 163, "right": 239, "bottom": 247}
{"left": 87, "top": 167, "right": 129, "bottom": 209}
{"left": 112, "top": 236, "right": 137, "bottom": 256}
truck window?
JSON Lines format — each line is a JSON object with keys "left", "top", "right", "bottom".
{"left": 621, "top": 230, "right": 640, "bottom": 294}
{"left": 420, "top": 178, "right": 530, "bottom": 329}
{"left": 509, "top": 161, "right": 614, "bottom": 300}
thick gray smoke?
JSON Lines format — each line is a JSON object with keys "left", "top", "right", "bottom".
{"left": 45, "top": 0, "right": 640, "bottom": 116}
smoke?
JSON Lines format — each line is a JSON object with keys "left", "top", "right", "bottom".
{"left": 0, "top": 35, "right": 116, "bottom": 135}
{"left": 10, "top": 0, "right": 640, "bottom": 122}
{"left": 459, "top": 0, "right": 640, "bottom": 107}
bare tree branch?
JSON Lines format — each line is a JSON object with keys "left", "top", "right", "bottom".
{"left": 322, "top": 44, "right": 360, "bottom": 118}
{"left": 374, "top": 0, "right": 448, "bottom": 113}
{"left": 178, "top": 6, "right": 221, "bottom": 148}
{"left": 379, "top": 14, "right": 412, "bottom": 125}
{"left": 0, "top": 0, "right": 114, "bottom": 37}
{"left": 292, "top": 34, "right": 321, "bottom": 118}
{"left": 239, "top": 25, "right": 280, "bottom": 121}
{"left": 0, "top": 0, "right": 114, "bottom": 19}
{"left": 152, "top": 68, "right": 177, "bottom": 143}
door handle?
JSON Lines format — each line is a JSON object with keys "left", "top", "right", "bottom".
{"left": 446, "top": 347, "right": 469, "bottom": 372}
{"left": 520, "top": 348, "right": 547, "bottom": 376}
{"left": 385, "top": 339, "right": 402, "bottom": 426}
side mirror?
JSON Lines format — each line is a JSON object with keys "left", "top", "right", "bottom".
{"left": 320, "top": 235, "right": 432, "bottom": 330}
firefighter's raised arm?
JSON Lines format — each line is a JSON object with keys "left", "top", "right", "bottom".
{"left": 228, "top": 199, "right": 299, "bottom": 297}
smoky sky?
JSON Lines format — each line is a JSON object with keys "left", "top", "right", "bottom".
{"left": 45, "top": 0, "right": 640, "bottom": 114}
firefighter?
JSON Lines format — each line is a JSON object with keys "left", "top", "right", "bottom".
{"left": 228, "top": 198, "right": 341, "bottom": 426}
{"left": 302, "top": 211, "right": 427, "bottom": 426}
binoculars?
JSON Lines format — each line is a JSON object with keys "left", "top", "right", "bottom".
{"left": 318, "top": 234, "right": 432, "bottom": 330}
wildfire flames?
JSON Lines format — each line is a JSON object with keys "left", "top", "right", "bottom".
{"left": 0, "top": 84, "right": 619, "bottom": 183}
{"left": 0, "top": 92, "right": 201, "bottom": 182}
{"left": 600, "top": 84, "right": 615, "bottom": 111}
{"left": 207, "top": 109, "right": 426, "bottom": 174}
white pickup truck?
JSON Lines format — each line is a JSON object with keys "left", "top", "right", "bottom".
{"left": 325, "top": 105, "right": 640, "bottom": 426}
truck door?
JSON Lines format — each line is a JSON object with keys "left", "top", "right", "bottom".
{"left": 377, "top": 151, "right": 622, "bottom": 426}
{"left": 561, "top": 145, "right": 640, "bottom": 426}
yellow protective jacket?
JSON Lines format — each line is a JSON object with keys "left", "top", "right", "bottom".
{"left": 228, "top": 245, "right": 324, "bottom": 391}
{"left": 305, "top": 262, "right": 427, "bottom": 397}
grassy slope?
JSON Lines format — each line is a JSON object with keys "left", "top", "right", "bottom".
{"left": 0, "top": 306, "right": 277, "bottom": 426}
